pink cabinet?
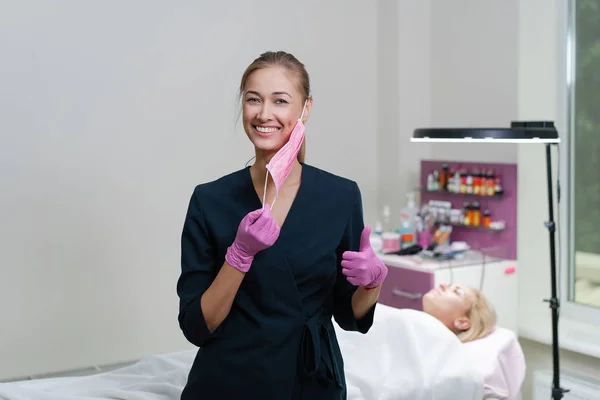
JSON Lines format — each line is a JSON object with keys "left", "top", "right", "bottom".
{"left": 377, "top": 265, "right": 434, "bottom": 311}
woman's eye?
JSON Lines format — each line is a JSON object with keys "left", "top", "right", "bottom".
{"left": 275, "top": 99, "right": 288, "bottom": 104}
{"left": 245, "top": 98, "right": 259, "bottom": 103}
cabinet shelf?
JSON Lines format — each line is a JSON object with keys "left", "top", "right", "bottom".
{"left": 419, "top": 188, "right": 504, "bottom": 199}
{"left": 442, "top": 221, "right": 505, "bottom": 232}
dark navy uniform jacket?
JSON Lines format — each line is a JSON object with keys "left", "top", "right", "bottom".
{"left": 177, "top": 163, "right": 376, "bottom": 400}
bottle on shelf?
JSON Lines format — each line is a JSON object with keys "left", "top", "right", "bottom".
{"left": 415, "top": 213, "right": 429, "bottom": 248}
{"left": 381, "top": 205, "right": 401, "bottom": 253}
{"left": 397, "top": 192, "right": 418, "bottom": 248}
{"left": 473, "top": 168, "right": 481, "bottom": 195}
{"left": 370, "top": 221, "right": 383, "bottom": 253}
{"left": 447, "top": 172, "right": 455, "bottom": 193}
{"left": 466, "top": 170, "right": 473, "bottom": 194}
{"left": 483, "top": 209, "right": 491, "bottom": 228}
{"left": 440, "top": 164, "right": 449, "bottom": 191}
{"left": 427, "top": 173, "right": 436, "bottom": 191}
{"left": 472, "top": 201, "right": 481, "bottom": 226}
{"left": 463, "top": 202, "right": 472, "bottom": 226}
{"left": 383, "top": 204, "right": 391, "bottom": 232}
{"left": 450, "top": 171, "right": 461, "bottom": 193}
{"left": 486, "top": 169, "right": 496, "bottom": 196}
{"left": 460, "top": 168, "right": 468, "bottom": 194}
{"left": 494, "top": 175, "right": 503, "bottom": 196}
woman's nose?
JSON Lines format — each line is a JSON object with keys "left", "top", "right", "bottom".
{"left": 439, "top": 283, "right": 448, "bottom": 291}
{"left": 257, "top": 104, "right": 271, "bottom": 121}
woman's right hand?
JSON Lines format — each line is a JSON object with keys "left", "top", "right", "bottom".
{"left": 225, "top": 204, "right": 280, "bottom": 272}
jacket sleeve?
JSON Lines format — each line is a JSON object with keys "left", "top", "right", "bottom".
{"left": 332, "top": 181, "right": 376, "bottom": 333}
{"left": 176, "top": 186, "right": 219, "bottom": 347}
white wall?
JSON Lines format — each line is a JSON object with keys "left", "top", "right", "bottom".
{"left": 0, "top": 0, "right": 378, "bottom": 380}
{"left": 376, "top": 0, "right": 432, "bottom": 222}
{"left": 429, "top": 0, "right": 519, "bottom": 162}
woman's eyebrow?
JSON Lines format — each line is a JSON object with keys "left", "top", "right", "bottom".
{"left": 244, "top": 90, "right": 291, "bottom": 98}
{"left": 272, "top": 91, "right": 291, "bottom": 97}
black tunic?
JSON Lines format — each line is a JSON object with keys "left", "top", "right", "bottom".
{"left": 177, "top": 163, "right": 376, "bottom": 399}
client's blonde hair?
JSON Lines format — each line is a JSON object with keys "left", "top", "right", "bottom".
{"left": 457, "top": 289, "right": 497, "bottom": 343}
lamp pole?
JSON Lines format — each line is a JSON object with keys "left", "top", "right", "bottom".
{"left": 544, "top": 142, "right": 568, "bottom": 400}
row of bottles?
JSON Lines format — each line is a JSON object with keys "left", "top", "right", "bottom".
{"left": 426, "top": 164, "right": 504, "bottom": 196}
{"left": 427, "top": 200, "right": 505, "bottom": 230}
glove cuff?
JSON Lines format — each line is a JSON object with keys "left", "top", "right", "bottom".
{"left": 365, "top": 258, "right": 388, "bottom": 289}
{"left": 225, "top": 241, "right": 254, "bottom": 273}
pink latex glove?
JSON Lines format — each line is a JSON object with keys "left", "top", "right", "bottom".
{"left": 341, "top": 226, "right": 388, "bottom": 288}
{"left": 225, "top": 204, "right": 280, "bottom": 272}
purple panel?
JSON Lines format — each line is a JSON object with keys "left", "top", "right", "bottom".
{"left": 378, "top": 266, "right": 434, "bottom": 311}
{"left": 420, "top": 160, "right": 517, "bottom": 260}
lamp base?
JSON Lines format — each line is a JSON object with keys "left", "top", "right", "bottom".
{"left": 552, "top": 387, "right": 569, "bottom": 400}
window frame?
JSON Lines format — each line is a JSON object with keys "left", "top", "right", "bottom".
{"left": 557, "top": 0, "right": 600, "bottom": 356}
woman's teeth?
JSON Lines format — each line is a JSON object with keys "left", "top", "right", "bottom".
{"left": 255, "top": 126, "right": 279, "bottom": 133}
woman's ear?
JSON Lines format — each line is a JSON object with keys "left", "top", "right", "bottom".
{"left": 454, "top": 317, "right": 471, "bottom": 331}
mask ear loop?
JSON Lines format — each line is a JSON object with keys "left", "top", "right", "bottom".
{"left": 299, "top": 99, "right": 307, "bottom": 124}
{"left": 263, "top": 170, "right": 280, "bottom": 210}
{"left": 262, "top": 170, "right": 279, "bottom": 210}
{"left": 271, "top": 182, "right": 278, "bottom": 209}
{"left": 262, "top": 170, "right": 269, "bottom": 209}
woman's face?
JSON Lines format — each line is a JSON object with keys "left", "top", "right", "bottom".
{"left": 422, "top": 283, "right": 475, "bottom": 332}
{"left": 241, "top": 66, "right": 310, "bottom": 157}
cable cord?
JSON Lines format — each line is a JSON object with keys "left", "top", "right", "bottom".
{"left": 479, "top": 251, "right": 486, "bottom": 292}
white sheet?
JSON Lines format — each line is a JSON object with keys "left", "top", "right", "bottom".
{"left": 0, "top": 305, "right": 485, "bottom": 400}
{"left": 334, "top": 304, "right": 485, "bottom": 400}
{"left": 463, "top": 327, "right": 525, "bottom": 399}
{"left": 0, "top": 351, "right": 195, "bottom": 400}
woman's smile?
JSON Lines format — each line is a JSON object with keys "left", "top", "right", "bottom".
{"left": 254, "top": 125, "right": 281, "bottom": 137}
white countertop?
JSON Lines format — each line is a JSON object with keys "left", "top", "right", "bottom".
{"left": 378, "top": 250, "right": 506, "bottom": 271}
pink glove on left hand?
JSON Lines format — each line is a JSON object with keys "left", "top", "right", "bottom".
{"left": 341, "top": 226, "right": 388, "bottom": 288}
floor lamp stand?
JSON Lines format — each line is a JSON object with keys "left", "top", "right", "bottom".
{"left": 544, "top": 143, "right": 569, "bottom": 400}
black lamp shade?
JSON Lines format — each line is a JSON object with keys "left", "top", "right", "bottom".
{"left": 411, "top": 121, "right": 560, "bottom": 143}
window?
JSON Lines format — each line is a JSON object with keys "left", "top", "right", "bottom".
{"left": 568, "top": 0, "right": 600, "bottom": 310}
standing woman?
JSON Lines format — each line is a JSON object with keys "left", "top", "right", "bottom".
{"left": 176, "top": 51, "right": 387, "bottom": 399}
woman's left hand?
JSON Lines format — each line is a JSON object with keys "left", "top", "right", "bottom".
{"left": 341, "top": 227, "right": 388, "bottom": 288}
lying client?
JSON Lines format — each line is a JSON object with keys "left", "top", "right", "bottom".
{"left": 422, "top": 283, "right": 497, "bottom": 343}
{"left": 338, "top": 285, "right": 516, "bottom": 399}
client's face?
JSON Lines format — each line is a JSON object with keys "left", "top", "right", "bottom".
{"left": 422, "top": 283, "right": 476, "bottom": 333}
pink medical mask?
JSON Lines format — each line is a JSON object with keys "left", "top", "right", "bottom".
{"left": 262, "top": 100, "right": 307, "bottom": 209}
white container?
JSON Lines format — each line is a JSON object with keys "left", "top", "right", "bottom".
{"left": 381, "top": 232, "right": 401, "bottom": 253}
